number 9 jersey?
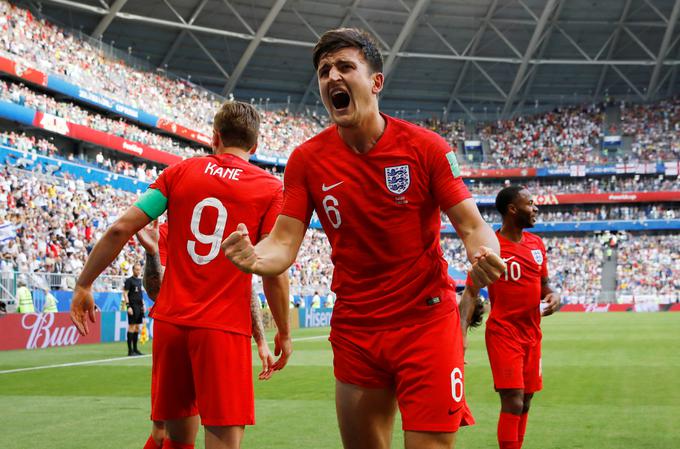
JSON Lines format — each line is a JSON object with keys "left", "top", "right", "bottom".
{"left": 136, "top": 153, "right": 283, "bottom": 336}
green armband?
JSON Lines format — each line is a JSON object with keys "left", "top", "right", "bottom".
{"left": 134, "top": 188, "right": 168, "bottom": 220}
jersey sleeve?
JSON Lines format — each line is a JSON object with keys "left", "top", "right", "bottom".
{"left": 428, "top": 135, "right": 472, "bottom": 211}
{"left": 135, "top": 162, "right": 183, "bottom": 219}
{"left": 123, "top": 278, "right": 131, "bottom": 293}
{"left": 257, "top": 184, "right": 284, "bottom": 241}
{"left": 281, "top": 148, "right": 314, "bottom": 226}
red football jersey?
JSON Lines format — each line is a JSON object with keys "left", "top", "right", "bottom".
{"left": 281, "top": 114, "right": 471, "bottom": 330}
{"left": 486, "top": 231, "right": 548, "bottom": 343}
{"left": 148, "top": 154, "right": 283, "bottom": 335}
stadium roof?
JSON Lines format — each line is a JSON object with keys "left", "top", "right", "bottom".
{"left": 18, "top": 0, "right": 680, "bottom": 120}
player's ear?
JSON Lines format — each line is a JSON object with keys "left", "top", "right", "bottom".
{"left": 249, "top": 142, "right": 258, "bottom": 155}
{"left": 371, "top": 72, "right": 384, "bottom": 95}
{"left": 212, "top": 130, "right": 220, "bottom": 150}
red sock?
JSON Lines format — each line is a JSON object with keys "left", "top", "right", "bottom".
{"left": 498, "top": 412, "right": 521, "bottom": 449}
{"left": 143, "top": 435, "right": 162, "bottom": 449}
{"left": 161, "top": 439, "right": 194, "bottom": 449}
{"left": 518, "top": 412, "right": 529, "bottom": 448}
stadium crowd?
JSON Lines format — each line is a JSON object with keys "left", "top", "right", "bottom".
{"left": 1, "top": 161, "right": 677, "bottom": 303}
{"left": 0, "top": 80, "right": 204, "bottom": 159}
{"left": 616, "top": 233, "right": 680, "bottom": 299}
{"left": 2, "top": 0, "right": 679, "bottom": 167}
{"left": 0, "top": 165, "right": 144, "bottom": 290}
{"left": 0, "top": 130, "right": 162, "bottom": 181}
{"left": 620, "top": 98, "right": 680, "bottom": 162}
{"left": 478, "top": 104, "right": 608, "bottom": 168}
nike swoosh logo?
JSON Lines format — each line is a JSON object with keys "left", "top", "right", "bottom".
{"left": 448, "top": 405, "right": 463, "bottom": 416}
{"left": 322, "top": 181, "right": 344, "bottom": 191}
{"left": 502, "top": 256, "right": 515, "bottom": 262}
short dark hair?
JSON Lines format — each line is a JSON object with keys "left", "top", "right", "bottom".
{"left": 313, "top": 28, "right": 383, "bottom": 73}
{"left": 213, "top": 101, "right": 260, "bottom": 150}
{"left": 495, "top": 186, "right": 525, "bottom": 216}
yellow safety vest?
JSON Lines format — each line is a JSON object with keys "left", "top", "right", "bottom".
{"left": 17, "top": 286, "right": 34, "bottom": 313}
{"left": 43, "top": 293, "right": 58, "bottom": 313}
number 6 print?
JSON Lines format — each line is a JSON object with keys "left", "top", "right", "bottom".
{"left": 451, "top": 367, "right": 464, "bottom": 402}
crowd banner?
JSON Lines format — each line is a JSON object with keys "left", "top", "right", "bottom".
{"left": 100, "top": 311, "right": 154, "bottom": 343}
{"left": 30, "top": 111, "right": 183, "bottom": 166}
{"left": 298, "top": 308, "right": 333, "bottom": 328}
{"left": 0, "top": 55, "right": 48, "bottom": 86}
{"left": 0, "top": 312, "right": 101, "bottom": 350}
{"left": 156, "top": 118, "right": 211, "bottom": 146}
{"left": 531, "top": 191, "right": 680, "bottom": 206}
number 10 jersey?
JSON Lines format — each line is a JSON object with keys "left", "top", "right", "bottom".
{"left": 146, "top": 153, "right": 283, "bottom": 335}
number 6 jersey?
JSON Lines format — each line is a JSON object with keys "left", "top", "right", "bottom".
{"left": 139, "top": 153, "right": 283, "bottom": 335}
{"left": 281, "top": 114, "right": 471, "bottom": 331}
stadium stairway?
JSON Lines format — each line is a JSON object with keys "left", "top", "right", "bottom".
{"left": 600, "top": 248, "right": 618, "bottom": 302}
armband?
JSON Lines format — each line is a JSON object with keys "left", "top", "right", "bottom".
{"left": 134, "top": 189, "right": 168, "bottom": 220}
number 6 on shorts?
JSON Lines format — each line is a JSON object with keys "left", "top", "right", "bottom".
{"left": 451, "top": 367, "right": 464, "bottom": 402}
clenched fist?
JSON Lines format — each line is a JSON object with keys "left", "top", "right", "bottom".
{"left": 468, "top": 246, "right": 506, "bottom": 288}
{"left": 222, "top": 223, "right": 258, "bottom": 273}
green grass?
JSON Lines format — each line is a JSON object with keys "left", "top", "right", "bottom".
{"left": 1, "top": 314, "right": 679, "bottom": 449}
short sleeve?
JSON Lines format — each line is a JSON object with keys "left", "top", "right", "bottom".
{"left": 429, "top": 135, "right": 472, "bottom": 211}
{"left": 281, "top": 148, "right": 314, "bottom": 226}
{"left": 257, "top": 184, "right": 284, "bottom": 241}
{"left": 124, "top": 278, "right": 131, "bottom": 291}
{"left": 149, "top": 160, "right": 183, "bottom": 199}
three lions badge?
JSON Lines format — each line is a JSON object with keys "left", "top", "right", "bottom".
{"left": 531, "top": 249, "right": 543, "bottom": 265}
{"left": 384, "top": 165, "right": 410, "bottom": 194}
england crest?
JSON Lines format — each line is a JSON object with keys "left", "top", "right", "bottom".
{"left": 531, "top": 249, "right": 543, "bottom": 265}
{"left": 384, "top": 164, "right": 411, "bottom": 194}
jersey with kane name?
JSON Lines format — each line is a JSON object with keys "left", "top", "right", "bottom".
{"left": 487, "top": 231, "right": 548, "bottom": 344}
{"left": 146, "top": 154, "right": 282, "bottom": 335}
{"left": 281, "top": 114, "right": 471, "bottom": 330}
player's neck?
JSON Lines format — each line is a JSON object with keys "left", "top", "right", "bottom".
{"left": 337, "top": 111, "right": 386, "bottom": 154}
{"left": 214, "top": 146, "right": 250, "bottom": 161}
{"left": 499, "top": 223, "right": 523, "bottom": 243}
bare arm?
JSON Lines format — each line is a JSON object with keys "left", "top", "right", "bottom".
{"left": 222, "top": 215, "right": 306, "bottom": 276}
{"left": 143, "top": 252, "right": 164, "bottom": 301}
{"left": 459, "top": 284, "right": 480, "bottom": 339}
{"left": 446, "top": 199, "right": 500, "bottom": 262}
{"left": 541, "top": 276, "right": 561, "bottom": 316}
{"left": 250, "top": 289, "right": 266, "bottom": 344}
{"left": 262, "top": 272, "right": 292, "bottom": 370}
{"left": 76, "top": 206, "right": 151, "bottom": 288}
{"left": 136, "top": 221, "right": 164, "bottom": 301}
{"left": 446, "top": 199, "right": 505, "bottom": 288}
{"left": 71, "top": 206, "right": 151, "bottom": 335}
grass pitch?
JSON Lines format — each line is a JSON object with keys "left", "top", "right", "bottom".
{"left": 1, "top": 313, "right": 679, "bottom": 449}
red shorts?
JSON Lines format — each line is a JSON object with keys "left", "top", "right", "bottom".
{"left": 330, "top": 311, "right": 475, "bottom": 432}
{"left": 485, "top": 330, "right": 542, "bottom": 393}
{"left": 150, "top": 319, "right": 254, "bottom": 426}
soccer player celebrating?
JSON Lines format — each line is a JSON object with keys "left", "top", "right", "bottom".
{"left": 223, "top": 28, "right": 505, "bottom": 449}
{"left": 481, "top": 186, "right": 560, "bottom": 449}
{"left": 70, "top": 101, "right": 292, "bottom": 449}
{"left": 135, "top": 221, "right": 277, "bottom": 449}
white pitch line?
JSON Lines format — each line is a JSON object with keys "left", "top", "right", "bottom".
{"left": 0, "top": 334, "right": 329, "bottom": 375}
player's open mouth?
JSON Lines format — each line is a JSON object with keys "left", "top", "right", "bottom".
{"left": 331, "top": 90, "right": 351, "bottom": 110}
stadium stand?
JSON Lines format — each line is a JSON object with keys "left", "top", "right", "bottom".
{"left": 0, "top": 0, "right": 677, "bottom": 310}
